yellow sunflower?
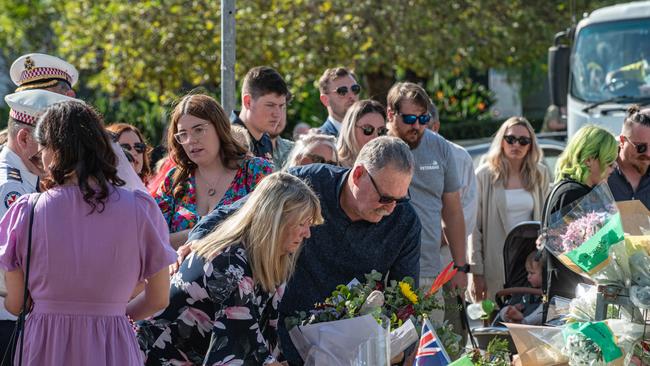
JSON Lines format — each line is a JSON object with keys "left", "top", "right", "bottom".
{"left": 399, "top": 282, "right": 419, "bottom": 304}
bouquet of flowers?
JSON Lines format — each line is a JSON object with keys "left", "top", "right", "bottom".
{"left": 285, "top": 264, "right": 458, "bottom": 364}
{"left": 558, "top": 319, "right": 644, "bottom": 366}
{"left": 543, "top": 183, "right": 627, "bottom": 285}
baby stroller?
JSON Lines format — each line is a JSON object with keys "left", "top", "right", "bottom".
{"left": 470, "top": 221, "right": 542, "bottom": 353}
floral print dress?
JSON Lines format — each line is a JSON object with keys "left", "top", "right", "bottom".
{"left": 153, "top": 157, "right": 273, "bottom": 233}
{"left": 137, "top": 244, "right": 285, "bottom": 365}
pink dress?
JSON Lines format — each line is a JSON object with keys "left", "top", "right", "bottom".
{"left": 0, "top": 186, "right": 176, "bottom": 365}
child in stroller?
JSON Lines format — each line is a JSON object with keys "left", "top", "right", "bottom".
{"left": 495, "top": 251, "right": 543, "bottom": 325}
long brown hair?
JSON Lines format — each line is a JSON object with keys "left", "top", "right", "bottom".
{"left": 106, "top": 123, "right": 152, "bottom": 183}
{"left": 167, "top": 94, "right": 247, "bottom": 199}
{"left": 35, "top": 101, "right": 125, "bottom": 213}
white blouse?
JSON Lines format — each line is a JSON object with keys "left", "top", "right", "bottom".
{"left": 504, "top": 188, "right": 534, "bottom": 232}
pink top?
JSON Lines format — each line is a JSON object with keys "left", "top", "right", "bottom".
{"left": 0, "top": 186, "right": 176, "bottom": 365}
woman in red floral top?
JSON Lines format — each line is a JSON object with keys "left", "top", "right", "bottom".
{"left": 153, "top": 94, "right": 273, "bottom": 248}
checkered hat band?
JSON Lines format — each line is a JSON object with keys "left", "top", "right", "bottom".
{"left": 9, "top": 109, "right": 36, "bottom": 126}
{"left": 20, "top": 67, "right": 72, "bottom": 85}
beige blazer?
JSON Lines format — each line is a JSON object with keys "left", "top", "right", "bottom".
{"left": 468, "top": 163, "right": 550, "bottom": 301}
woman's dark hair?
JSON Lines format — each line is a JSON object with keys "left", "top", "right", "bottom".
{"left": 35, "top": 101, "right": 125, "bottom": 213}
{"left": 167, "top": 94, "right": 247, "bottom": 199}
{"left": 106, "top": 122, "right": 152, "bottom": 183}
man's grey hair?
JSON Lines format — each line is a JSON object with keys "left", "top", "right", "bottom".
{"left": 354, "top": 136, "right": 414, "bottom": 174}
{"left": 284, "top": 131, "right": 338, "bottom": 170}
{"left": 7, "top": 118, "right": 33, "bottom": 139}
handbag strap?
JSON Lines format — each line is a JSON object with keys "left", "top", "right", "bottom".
{"left": 17, "top": 193, "right": 41, "bottom": 366}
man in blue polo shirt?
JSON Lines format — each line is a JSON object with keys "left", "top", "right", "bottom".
{"left": 186, "top": 137, "right": 421, "bottom": 365}
{"left": 231, "top": 66, "right": 289, "bottom": 160}
{"left": 608, "top": 106, "right": 650, "bottom": 209}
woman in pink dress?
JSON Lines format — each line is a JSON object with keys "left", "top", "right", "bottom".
{"left": 0, "top": 101, "right": 176, "bottom": 365}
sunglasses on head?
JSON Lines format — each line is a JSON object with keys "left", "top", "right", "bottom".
{"left": 624, "top": 135, "right": 648, "bottom": 154}
{"left": 367, "top": 170, "right": 410, "bottom": 204}
{"left": 399, "top": 113, "right": 431, "bottom": 125}
{"left": 120, "top": 142, "right": 147, "bottom": 154}
{"left": 356, "top": 125, "right": 388, "bottom": 137}
{"left": 305, "top": 153, "right": 338, "bottom": 166}
{"left": 503, "top": 135, "right": 532, "bottom": 146}
{"left": 333, "top": 84, "right": 361, "bottom": 97}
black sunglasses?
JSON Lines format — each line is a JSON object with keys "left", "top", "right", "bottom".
{"left": 367, "top": 170, "right": 410, "bottom": 204}
{"left": 624, "top": 136, "right": 648, "bottom": 154}
{"left": 305, "top": 153, "right": 338, "bottom": 166}
{"left": 333, "top": 84, "right": 361, "bottom": 97}
{"left": 400, "top": 113, "right": 431, "bottom": 125}
{"left": 503, "top": 135, "right": 532, "bottom": 146}
{"left": 356, "top": 125, "right": 388, "bottom": 137}
{"left": 120, "top": 142, "right": 147, "bottom": 154}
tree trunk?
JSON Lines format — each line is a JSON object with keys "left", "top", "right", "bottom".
{"left": 364, "top": 69, "right": 396, "bottom": 106}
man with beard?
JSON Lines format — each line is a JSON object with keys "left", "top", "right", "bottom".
{"left": 608, "top": 105, "right": 650, "bottom": 209}
{"left": 317, "top": 67, "right": 361, "bottom": 137}
{"left": 232, "top": 66, "right": 289, "bottom": 160}
{"left": 386, "top": 82, "right": 468, "bottom": 305}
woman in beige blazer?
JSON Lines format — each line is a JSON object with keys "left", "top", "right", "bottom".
{"left": 468, "top": 117, "right": 550, "bottom": 302}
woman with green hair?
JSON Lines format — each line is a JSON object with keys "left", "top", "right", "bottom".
{"left": 549, "top": 125, "right": 618, "bottom": 214}
{"left": 541, "top": 125, "right": 618, "bottom": 302}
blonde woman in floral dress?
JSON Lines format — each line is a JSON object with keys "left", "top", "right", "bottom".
{"left": 137, "top": 172, "right": 323, "bottom": 365}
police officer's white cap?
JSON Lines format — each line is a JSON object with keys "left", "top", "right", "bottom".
{"left": 10, "top": 53, "right": 79, "bottom": 91}
{"left": 5, "top": 90, "right": 81, "bottom": 126}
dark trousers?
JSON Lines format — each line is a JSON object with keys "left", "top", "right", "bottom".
{"left": 0, "top": 320, "right": 16, "bottom": 363}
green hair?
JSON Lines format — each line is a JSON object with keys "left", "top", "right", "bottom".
{"left": 555, "top": 125, "right": 618, "bottom": 184}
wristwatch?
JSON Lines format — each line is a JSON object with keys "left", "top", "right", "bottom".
{"left": 453, "top": 263, "right": 470, "bottom": 273}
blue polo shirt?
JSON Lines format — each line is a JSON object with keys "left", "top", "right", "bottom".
{"left": 188, "top": 163, "right": 421, "bottom": 365}
{"left": 608, "top": 165, "right": 650, "bottom": 209}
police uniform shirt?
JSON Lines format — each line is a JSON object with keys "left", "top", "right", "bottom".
{"left": 0, "top": 146, "right": 39, "bottom": 219}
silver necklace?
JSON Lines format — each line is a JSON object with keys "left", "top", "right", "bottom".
{"left": 197, "top": 171, "right": 219, "bottom": 197}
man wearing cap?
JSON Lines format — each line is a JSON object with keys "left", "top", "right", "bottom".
{"left": 0, "top": 89, "right": 77, "bottom": 355}
{"left": 9, "top": 52, "right": 146, "bottom": 193}
{"left": 10, "top": 53, "right": 78, "bottom": 97}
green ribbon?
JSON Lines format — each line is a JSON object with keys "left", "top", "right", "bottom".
{"left": 564, "top": 321, "right": 622, "bottom": 362}
{"left": 566, "top": 212, "right": 624, "bottom": 273}
{"left": 448, "top": 354, "right": 475, "bottom": 366}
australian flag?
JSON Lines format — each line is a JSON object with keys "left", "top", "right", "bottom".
{"left": 414, "top": 318, "right": 451, "bottom": 366}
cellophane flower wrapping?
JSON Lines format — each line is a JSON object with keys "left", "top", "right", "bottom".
{"left": 553, "top": 319, "right": 644, "bottom": 366}
{"left": 543, "top": 183, "right": 627, "bottom": 285}
{"left": 285, "top": 271, "right": 449, "bottom": 364}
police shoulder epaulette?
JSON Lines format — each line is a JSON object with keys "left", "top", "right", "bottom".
{"left": 1, "top": 166, "right": 23, "bottom": 183}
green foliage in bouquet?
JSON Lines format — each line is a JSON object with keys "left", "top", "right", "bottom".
{"left": 469, "top": 338, "right": 511, "bottom": 366}
{"left": 284, "top": 270, "right": 385, "bottom": 330}
{"left": 436, "top": 321, "right": 463, "bottom": 360}
{"left": 285, "top": 270, "right": 444, "bottom": 332}
{"left": 383, "top": 277, "right": 442, "bottom": 330}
